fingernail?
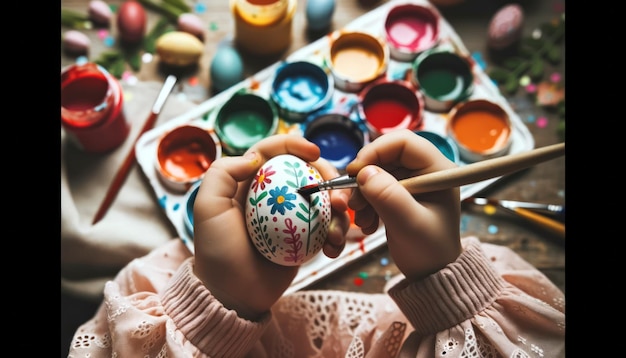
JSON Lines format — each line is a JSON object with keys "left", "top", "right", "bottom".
{"left": 244, "top": 151, "right": 259, "bottom": 165}
{"left": 358, "top": 166, "right": 379, "bottom": 185}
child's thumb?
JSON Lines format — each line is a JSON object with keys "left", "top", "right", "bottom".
{"left": 356, "top": 166, "right": 416, "bottom": 227}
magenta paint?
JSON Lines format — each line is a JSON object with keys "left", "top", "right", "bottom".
{"left": 61, "top": 62, "right": 129, "bottom": 153}
{"left": 384, "top": 4, "right": 440, "bottom": 61}
{"left": 303, "top": 112, "right": 369, "bottom": 170}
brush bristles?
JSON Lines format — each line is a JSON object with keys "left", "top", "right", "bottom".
{"left": 297, "top": 184, "right": 320, "bottom": 197}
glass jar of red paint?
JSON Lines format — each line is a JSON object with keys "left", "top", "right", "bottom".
{"left": 61, "top": 62, "right": 129, "bottom": 153}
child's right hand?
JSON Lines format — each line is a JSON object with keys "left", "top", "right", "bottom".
{"left": 345, "top": 130, "right": 462, "bottom": 281}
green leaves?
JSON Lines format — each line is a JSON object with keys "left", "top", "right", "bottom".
{"left": 61, "top": 8, "right": 92, "bottom": 30}
{"left": 63, "top": 0, "right": 183, "bottom": 78}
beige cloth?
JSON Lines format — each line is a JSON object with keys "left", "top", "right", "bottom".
{"left": 61, "top": 80, "right": 197, "bottom": 301}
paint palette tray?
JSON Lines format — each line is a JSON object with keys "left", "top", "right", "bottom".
{"left": 136, "top": 0, "right": 533, "bottom": 294}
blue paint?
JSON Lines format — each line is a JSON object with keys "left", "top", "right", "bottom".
{"left": 415, "top": 131, "right": 459, "bottom": 163}
{"left": 275, "top": 75, "right": 324, "bottom": 112}
{"left": 184, "top": 182, "right": 201, "bottom": 236}
{"left": 271, "top": 61, "right": 333, "bottom": 122}
{"left": 309, "top": 128, "right": 361, "bottom": 169}
{"left": 304, "top": 113, "right": 366, "bottom": 170}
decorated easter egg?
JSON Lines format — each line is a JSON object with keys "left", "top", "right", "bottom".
{"left": 306, "top": 0, "right": 335, "bottom": 31}
{"left": 178, "top": 13, "right": 205, "bottom": 41}
{"left": 487, "top": 4, "right": 524, "bottom": 50}
{"left": 156, "top": 31, "right": 204, "bottom": 67}
{"left": 210, "top": 45, "right": 244, "bottom": 92}
{"left": 88, "top": 0, "right": 113, "bottom": 26}
{"left": 117, "top": 0, "right": 146, "bottom": 44}
{"left": 245, "top": 154, "right": 331, "bottom": 266}
{"left": 63, "top": 30, "right": 90, "bottom": 55}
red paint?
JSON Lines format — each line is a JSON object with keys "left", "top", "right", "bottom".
{"left": 61, "top": 62, "right": 129, "bottom": 153}
{"left": 364, "top": 98, "right": 413, "bottom": 133}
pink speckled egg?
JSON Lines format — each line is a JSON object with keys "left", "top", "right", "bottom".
{"left": 178, "top": 13, "right": 205, "bottom": 41}
{"left": 88, "top": 0, "right": 113, "bottom": 26}
{"left": 245, "top": 154, "right": 331, "bottom": 266}
{"left": 487, "top": 4, "right": 524, "bottom": 50}
{"left": 63, "top": 30, "right": 91, "bottom": 55}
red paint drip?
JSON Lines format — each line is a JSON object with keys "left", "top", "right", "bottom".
{"left": 358, "top": 237, "right": 366, "bottom": 253}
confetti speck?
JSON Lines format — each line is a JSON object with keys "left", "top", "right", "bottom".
{"left": 358, "top": 271, "right": 368, "bottom": 279}
{"left": 526, "top": 114, "right": 536, "bottom": 123}
{"left": 483, "top": 204, "right": 497, "bottom": 215}
{"left": 97, "top": 29, "right": 109, "bottom": 40}
{"left": 194, "top": 2, "right": 207, "bottom": 14}
{"left": 142, "top": 53, "right": 154, "bottom": 63}
{"left": 525, "top": 83, "right": 537, "bottom": 94}
{"left": 104, "top": 35, "right": 115, "bottom": 47}
{"left": 536, "top": 117, "right": 548, "bottom": 128}
{"left": 353, "top": 277, "right": 364, "bottom": 286}
{"left": 380, "top": 257, "right": 389, "bottom": 266}
{"left": 487, "top": 225, "right": 498, "bottom": 234}
{"left": 550, "top": 72, "right": 561, "bottom": 83}
{"left": 519, "top": 75, "right": 531, "bottom": 87}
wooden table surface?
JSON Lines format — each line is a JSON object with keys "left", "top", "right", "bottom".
{"left": 61, "top": 0, "right": 565, "bottom": 293}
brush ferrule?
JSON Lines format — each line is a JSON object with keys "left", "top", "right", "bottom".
{"left": 321, "top": 175, "right": 357, "bottom": 191}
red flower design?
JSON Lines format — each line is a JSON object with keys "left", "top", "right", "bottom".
{"left": 252, "top": 165, "right": 275, "bottom": 192}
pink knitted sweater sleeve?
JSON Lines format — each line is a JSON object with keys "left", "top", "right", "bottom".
{"left": 67, "top": 237, "right": 565, "bottom": 357}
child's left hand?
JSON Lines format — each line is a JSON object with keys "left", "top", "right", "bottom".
{"left": 192, "top": 134, "right": 350, "bottom": 321}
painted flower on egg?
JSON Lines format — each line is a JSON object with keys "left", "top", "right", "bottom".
{"left": 245, "top": 154, "right": 331, "bottom": 266}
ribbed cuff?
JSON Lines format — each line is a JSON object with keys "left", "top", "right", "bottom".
{"left": 388, "top": 238, "right": 505, "bottom": 334}
{"left": 162, "top": 258, "right": 271, "bottom": 357}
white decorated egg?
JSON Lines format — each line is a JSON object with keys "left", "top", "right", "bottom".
{"left": 245, "top": 154, "right": 331, "bottom": 266}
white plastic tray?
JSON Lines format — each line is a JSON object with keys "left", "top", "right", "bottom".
{"left": 136, "top": 0, "right": 533, "bottom": 295}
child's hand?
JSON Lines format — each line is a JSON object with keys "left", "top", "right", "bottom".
{"left": 193, "top": 134, "right": 350, "bottom": 320}
{"left": 346, "top": 130, "right": 462, "bottom": 281}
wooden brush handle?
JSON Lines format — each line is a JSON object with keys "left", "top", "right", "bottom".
{"left": 399, "top": 143, "right": 565, "bottom": 194}
{"left": 513, "top": 207, "right": 565, "bottom": 238}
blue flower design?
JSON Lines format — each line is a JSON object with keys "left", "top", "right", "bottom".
{"left": 267, "top": 186, "right": 296, "bottom": 215}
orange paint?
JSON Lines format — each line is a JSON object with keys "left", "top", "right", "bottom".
{"left": 332, "top": 47, "right": 381, "bottom": 82}
{"left": 161, "top": 140, "right": 213, "bottom": 180}
{"left": 451, "top": 109, "right": 510, "bottom": 153}
{"left": 157, "top": 126, "right": 220, "bottom": 192}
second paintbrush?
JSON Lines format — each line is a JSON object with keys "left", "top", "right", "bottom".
{"left": 297, "top": 142, "right": 565, "bottom": 196}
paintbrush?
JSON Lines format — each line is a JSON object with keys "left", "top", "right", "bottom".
{"left": 297, "top": 142, "right": 565, "bottom": 196}
{"left": 464, "top": 197, "right": 565, "bottom": 238}
{"left": 92, "top": 75, "right": 177, "bottom": 225}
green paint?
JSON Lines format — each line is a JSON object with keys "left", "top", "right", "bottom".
{"left": 418, "top": 69, "right": 466, "bottom": 101}
{"left": 221, "top": 110, "right": 271, "bottom": 148}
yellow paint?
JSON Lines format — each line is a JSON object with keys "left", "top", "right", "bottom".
{"left": 332, "top": 47, "right": 381, "bottom": 82}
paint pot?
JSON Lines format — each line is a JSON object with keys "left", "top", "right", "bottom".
{"left": 384, "top": 3, "right": 440, "bottom": 62}
{"left": 233, "top": 0, "right": 288, "bottom": 26}
{"left": 183, "top": 180, "right": 201, "bottom": 237}
{"left": 156, "top": 125, "right": 222, "bottom": 192}
{"left": 447, "top": 99, "right": 512, "bottom": 162}
{"left": 230, "top": 0, "right": 295, "bottom": 56}
{"left": 61, "top": 62, "right": 129, "bottom": 153}
{"left": 357, "top": 79, "right": 424, "bottom": 139}
{"left": 414, "top": 130, "right": 459, "bottom": 163}
{"left": 411, "top": 48, "right": 474, "bottom": 112}
{"left": 302, "top": 111, "right": 369, "bottom": 171}
{"left": 327, "top": 31, "right": 389, "bottom": 92}
{"left": 213, "top": 91, "right": 279, "bottom": 155}
{"left": 269, "top": 61, "right": 334, "bottom": 123}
